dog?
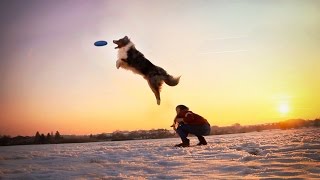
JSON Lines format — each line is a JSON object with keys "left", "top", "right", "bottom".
{"left": 113, "top": 36, "right": 180, "bottom": 105}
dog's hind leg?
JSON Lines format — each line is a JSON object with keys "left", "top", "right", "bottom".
{"left": 147, "top": 77, "right": 162, "bottom": 105}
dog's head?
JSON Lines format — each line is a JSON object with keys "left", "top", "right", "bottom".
{"left": 113, "top": 36, "right": 131, "bottom": 49}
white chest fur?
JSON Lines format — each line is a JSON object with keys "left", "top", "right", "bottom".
{"left": 117, "top": 42, "right": 134, "bottom": 60}
{"left": 115, "top": 42, "right": 141, "bottom": 75}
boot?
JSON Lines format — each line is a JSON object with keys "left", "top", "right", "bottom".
{"left": 174, "top": 139, "right": 190, "bottom": 147}
{"left": 197, "top": 136, "right": 207, "bottom": 146}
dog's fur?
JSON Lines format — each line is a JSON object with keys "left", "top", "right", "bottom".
{"left": 113, "top": 36, "right": 180, "bottom": 105}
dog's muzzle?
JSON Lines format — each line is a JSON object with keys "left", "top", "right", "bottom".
{"left": 113, "top": 40, "right": 120, "bottom": 49}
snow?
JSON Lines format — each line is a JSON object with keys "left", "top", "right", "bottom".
{"left": 0, "top": 128, "right": 319, "bottom": 179}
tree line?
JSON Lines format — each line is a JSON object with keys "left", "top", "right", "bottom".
{"left": 34, "top": 131, "right": 63, "bottom": 144}
{"left": 0, "top": 129, "right": 173, "bottom": 146}
{"left": 210, "top": 118, "right": 320, "bottom": 135}
{"left": 1, "top": 118, "right": 319, "bottom": 146}
{"left": 93, "top": 128, "right": 173, "bottom": 141}
{"left": 0, "top": 131, "right": 63, "bottom": 146}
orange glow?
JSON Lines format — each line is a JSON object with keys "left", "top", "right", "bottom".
{"left": 1, "top": 1, "right": 320, "bottom": 136}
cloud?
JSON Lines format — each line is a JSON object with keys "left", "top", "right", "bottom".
{"left": 200, "top": 49, "right": 249, "bottom": 55}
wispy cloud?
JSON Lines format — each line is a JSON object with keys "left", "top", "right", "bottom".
{"left": 200, "top": 49, "right": 249, "bottom": 55}
{"left": 209, "top": 36, "right": 249, "bottom": 40}
{"left": 200, "top": 35, "right": 249, "bottom": 55}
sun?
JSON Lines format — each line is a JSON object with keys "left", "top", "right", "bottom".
{"left": 279, "top": 102, "right": 290, "bottom": 114}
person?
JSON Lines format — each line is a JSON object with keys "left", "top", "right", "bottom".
{"left": 171, "top": 105, "right": 211, "bottom": 147}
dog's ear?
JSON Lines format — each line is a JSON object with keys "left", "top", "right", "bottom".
{"left": 124, "top": 36, "right": 128, "bottom": 40}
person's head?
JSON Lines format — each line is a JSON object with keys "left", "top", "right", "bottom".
{"left": 176, "top": 105, "right": 189, "bottom": 114}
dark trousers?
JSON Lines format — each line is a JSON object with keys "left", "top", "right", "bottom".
{"left": 176, "top": 123, "right": 211, "bottom": 142}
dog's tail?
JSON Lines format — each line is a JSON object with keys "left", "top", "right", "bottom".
{"left": 164, "top": 75, "right": 181, "bottom": 86}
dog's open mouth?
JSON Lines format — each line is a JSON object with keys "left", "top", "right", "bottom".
{"left": 113, "top": 40, "right": 120, "bottom": 49}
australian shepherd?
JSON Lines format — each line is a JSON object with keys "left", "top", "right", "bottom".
{"left": 113, "top": 36, "right": 180, "bottom": 105}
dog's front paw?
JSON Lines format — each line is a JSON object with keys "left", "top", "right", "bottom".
{"left": 157, "top": 99, "right": 161, "bottom": 105}
{"left": 116, "top": 60, "right": 121, "bottom": 69}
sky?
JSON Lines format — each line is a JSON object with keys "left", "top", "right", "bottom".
{"left": 1, "top": 0, "right": 319, "bottom": 136}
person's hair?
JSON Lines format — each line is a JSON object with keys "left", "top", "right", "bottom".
{"left": 176, "top": 105, "right": 189, "bottom": 111}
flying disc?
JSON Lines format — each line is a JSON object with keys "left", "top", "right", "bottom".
{"left": 94, "top": 40, "right": 108, "bottom": 46}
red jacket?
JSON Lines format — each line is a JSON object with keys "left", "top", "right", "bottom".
{"left": 175, "top": 110, "right": 210, "bottom": 125}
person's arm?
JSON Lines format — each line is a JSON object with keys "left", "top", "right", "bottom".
{"left": 171, "top": 116, "right": 184, "bottom": 130}
{"left": 175, "top": 118, "right": 184, "bottom": 123}
{"left": 171, "top": 115, "right": 178, "bottom": 130}
{"left": 181, "top": 112, "right": 194, "bottom": 124}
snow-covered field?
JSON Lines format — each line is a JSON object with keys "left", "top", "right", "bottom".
{"left": 0, "top": 128, "right": 319, "bottom": 179}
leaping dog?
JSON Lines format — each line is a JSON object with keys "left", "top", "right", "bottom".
{"left": 113, "top": 36, "right": 180, "bottom": 105}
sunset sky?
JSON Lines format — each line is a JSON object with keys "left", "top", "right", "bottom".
{"left": 1, "top": 0, "right": 319, "bottom": 136}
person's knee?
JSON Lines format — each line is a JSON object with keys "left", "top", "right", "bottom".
{"left": 177, "top": 124, "right": 188, "bottom": 131}
{"left": 176, "top": 126, "right": 187, "bottom": 135}
{"left": 205, "top": 126, "right": 211, "bottom": 135}
{"left": 176, "top": 128, "right": 183, "bottom": 135}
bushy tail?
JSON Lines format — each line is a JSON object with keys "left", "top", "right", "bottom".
{"left": 164, "top": 75, "right": 181, "bottom": 86}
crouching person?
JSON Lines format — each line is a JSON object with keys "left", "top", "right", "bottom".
{"left": 171, "top": 105, "right": 211, "bottom": 147}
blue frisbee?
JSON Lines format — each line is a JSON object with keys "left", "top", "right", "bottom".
{"left": 94, "top": 40, "right": 108, "bottom": 47}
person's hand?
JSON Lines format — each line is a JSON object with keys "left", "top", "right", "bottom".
{"left": 170, "top": 123, "right": 177, "bottom": 131}
{"left": 175, "top": 118, "right": 184, "bottom": 123}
